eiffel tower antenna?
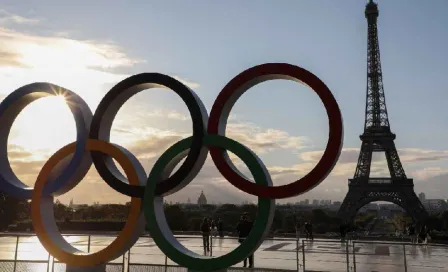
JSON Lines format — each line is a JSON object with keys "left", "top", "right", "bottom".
{"left": 337, "top": 0, "right": 428, "bottom": 224}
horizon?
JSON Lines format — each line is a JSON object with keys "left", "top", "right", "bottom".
{"left": 1, "top": 0, "right": 448, "bottom": 206}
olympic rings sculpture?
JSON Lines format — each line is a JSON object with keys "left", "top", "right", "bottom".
{"left": 0, "top": 63, "right": 343, "bottom": 271}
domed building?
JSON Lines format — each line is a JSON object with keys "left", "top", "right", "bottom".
{"left": 197, "top": 190, "right": 207, "bottom": 206}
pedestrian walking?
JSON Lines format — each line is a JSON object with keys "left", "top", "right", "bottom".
{"left": 218, "top": 218, "right": 224, "bottom": 237}
{"left": 418, "top": 225, "right": 427, "bottom": 244}
{"left": 305, "top": 222, "right": 314, "bottom": 240}
{"left": 237, "top": 213, "right": 254, "bottom": 268}
{"left": 408, "top": 224, "right": 416, "bottom": 244}
{"left": 210, "top": 220, "right": 218, "bottom": 237}
{"left": 340, "top": 222, "right": 348, "bottom": 242}
{"left": 201, "top": 217, "right": 210, "bottom": 252}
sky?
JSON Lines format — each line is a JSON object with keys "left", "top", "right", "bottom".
{"left": 0, "top": 0, "right": 447, "bottom": 205}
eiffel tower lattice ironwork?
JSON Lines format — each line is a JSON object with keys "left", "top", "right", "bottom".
{"left": 337, "top": 0, "right": 428, "bottom": 223}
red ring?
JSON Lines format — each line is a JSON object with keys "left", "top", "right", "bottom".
{"left": 208, "top": 63, "right": 343, "bottom": 199}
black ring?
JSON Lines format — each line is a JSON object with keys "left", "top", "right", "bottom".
{"left": 89, "top": 73, "right": 208, "bottom": 197}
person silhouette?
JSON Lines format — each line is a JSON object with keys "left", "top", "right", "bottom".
{"left": 305, "top": 222, "right": 314, "bottom": 240}
{"left": 236, "top": 213, "right": 254, "bottom": 268}
{"left": 201, "top": 217, "right": 210, "bottom": 252}
{"left": 218, "top": 218, "right": 224, "bottom": 237}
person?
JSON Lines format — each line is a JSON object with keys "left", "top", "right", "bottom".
{"left": 210, "top": 220, "right": 216, "bottom": 237}
{"left": 304, "top": 222, "right": 309, "bottom": 239}
{"left": 295, "top": 222, "right": 301, "bottom": 239}
{"left": 212, "top": 220, "right": 218, "bottom": 237}
{"left": 408, "top": 224, "right": 416, "bottom": 244}
{"left": 201, "top": 217, "right": 210, "bottom": 252}
{"left": 418, "top": 225, "right": 427, "bottom": 244}
{"left": 426, "top": 227, "right": 432, "bottom": 244}
{"left": 305, "top": 222, "right": 314, "bottom": 240}
{"left": 340, "top": 222, "right": 347, "bottom": 242}
{"left": 218, "top": 218, "right": 224, "bottom": 237}
{"left": 237, "top": 213, "right": 254, "bottom": 268}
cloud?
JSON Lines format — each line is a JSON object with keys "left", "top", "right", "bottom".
{"left": 0, "top": 51, "right": 28, "bottom": 68}
{"left": 267, "top": 164, "right": 315, "bottom": 177}
{"left": 411, "top": 167, "right": 448, "bottom": 181}
{"left": 300, "top": 148, "right": 448, "bottom": 164}
{"left": 145, "top": 109, "right": 190, "bottom": 121}
{"left": 0, "top": 24, "right": 143, "bottom": 114}
{"left": 10, "top": 160, "right": 45, "bottom": 177}
{"left": 399, "top": 149, "right": 448, "bottom": 163}
{"left": 293, "top": 147, "right": 448, "bottom": 188}
{"left": 226, "top": 121, "right": 308, "bottom": 154}
{"left": 128, "top": 134, "right": 185, "bottom": 160}
{"left": 0, "top": 10, "right": 40, "bottom": 25}
{"left": 8, "top": 144, "right": 34, "bottom": 161}
{"left": 108, "top": 119, "right": 315, "bottom": 203}
{"left": 110, "top": 115, "right": 309, "bottom": 157}
{"left": 172, "top": 76, "right": 200, "bottom": 89}
{"left": 18, "top": 118, "right": 309, "bottom": 204}
{"left": 0, "top": 27, "right": 141, "bottom": 70}
{"left": 413, "top": 171, "right": 448, "bottom": 199}
{"left": 0, "top": 14, "right": 147, "bottom": 192}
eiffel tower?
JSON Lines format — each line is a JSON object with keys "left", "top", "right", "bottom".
{"left": 338, "top": 0, "right": 428, "bottom": 224}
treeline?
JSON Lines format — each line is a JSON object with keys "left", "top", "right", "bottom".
{"left": 1, "top": 201, "right": 366, "bottom": 233}
{"left": 2, "top": 199, "right": 448, "bottom": 235}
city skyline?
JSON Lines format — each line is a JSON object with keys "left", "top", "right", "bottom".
{"left": 63, "top": 189, "right": 446, "bottom": 208}
{"left": 1, "top": 1, "right": 448, "bottom": 205}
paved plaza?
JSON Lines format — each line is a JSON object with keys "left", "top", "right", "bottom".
{"left": 0, "top": 234, "right": 446, "bottom": 271}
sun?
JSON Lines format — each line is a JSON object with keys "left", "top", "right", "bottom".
{"left": 8, "top": 95, "right": 77, "bottom": 158}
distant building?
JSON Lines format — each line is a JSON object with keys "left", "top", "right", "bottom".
{"left": 333, "top": 201, "right": 341, "bottom": 207}
{"left": 304, "top": 199, "right": 309, "bottom": 205}
{"left": 68, "top": 198, "right": 88, "bottom": 210}
{"left": 320, "top": 200, "right": 325, "bottom": 205}
{"left": 198, "top": 190, "right": 207, "bottom": 206}
{"left": 423, "top": 199, "right": 447, "bottom": 212}
{"left": 378, "top": 208, "right": 392, "bottom": 219}
{"left": 379, "top": 204, "right": 403, "bottom": 212}
{"left": 327, "top": 201, "right": 342, "bottom": 211}
{"left": 418, "top": 192, "right": 426, "bottom": 202}
{"left": 359, "top": 203, "right": 379, "bottom": 212}
{"left": 312, "top": 199, "right": 319, "bottom": 206}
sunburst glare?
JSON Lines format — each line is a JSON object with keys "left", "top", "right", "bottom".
{"left": 8, "top": 95, "right": 75, "bottom": 157}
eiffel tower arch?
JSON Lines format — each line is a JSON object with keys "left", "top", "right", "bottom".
{"left": 337, "top": 1, "right": 428, "bottom": 224}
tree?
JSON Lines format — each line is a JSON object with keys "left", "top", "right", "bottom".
{"left": 442, "top": 211, "right": 448, "bottom": 230}
{"left": 272, "top": 209, "right": 284, "bottom": 231}
{"left": 311, "top": 209, "right": 330, "bottom": 223}
{"left": 165, "top": 205, "right": 187, "bottom": 231}
{"left": 0, "top": 192, "right": 22, "bottom": 230}
{"left": 240, "top": 204, "right": 257, "bottom": 219}
{"left": 213, "top": 204, "right": 240, "bottom": 231}
{"left": 282, "top": 214, "right": 297, "bottom": 233}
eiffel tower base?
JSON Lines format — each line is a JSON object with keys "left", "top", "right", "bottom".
{"left": 338, "top": 180, "right": 428, "bottom": 226}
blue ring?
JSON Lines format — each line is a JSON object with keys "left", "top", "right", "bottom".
{"left": 0, "top": 82, "right": 93, "bottom": 199}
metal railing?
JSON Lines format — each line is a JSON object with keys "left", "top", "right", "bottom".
{"left": 0, "top": 233, "right": 447, "bottom": 271}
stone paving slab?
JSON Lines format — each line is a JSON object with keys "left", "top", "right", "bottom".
{"left": 0, "top": 235, "right": 447, "bottom": 271}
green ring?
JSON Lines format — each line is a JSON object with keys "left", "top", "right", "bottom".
{"left": 143, "top": 134, "right": 275, "bottom": 271}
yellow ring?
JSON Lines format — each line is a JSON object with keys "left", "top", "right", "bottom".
{"left": 31, "top": 139, "right": 144, "bottom": 266}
